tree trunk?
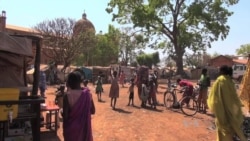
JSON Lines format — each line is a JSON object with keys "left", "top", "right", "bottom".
{"left": 62, "top": 62, "right": 70, "bottom": 73}
{"left": 175, "top": 53, "right": 184, "bottom": 75}
{"left": 173, "top": 45, "right": 185, "bottom": 76}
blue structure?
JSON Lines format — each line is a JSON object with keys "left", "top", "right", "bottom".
{"left": 73, "top": 67, "right": 93, "bottom": 81}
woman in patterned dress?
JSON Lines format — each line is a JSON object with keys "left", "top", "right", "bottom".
{"left": 109, "top": 71, "right": 119, "bottom": 109}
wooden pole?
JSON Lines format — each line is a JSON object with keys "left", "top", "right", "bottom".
{"left": 32, "top": 38, "right": 41, "bottom": 96}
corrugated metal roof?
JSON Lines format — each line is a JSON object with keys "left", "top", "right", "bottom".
{"left": 6, "top": 24, "right": 39, "bottom": 33}
{"left": 233, "top": 59, "right": 248, "bottom": 65}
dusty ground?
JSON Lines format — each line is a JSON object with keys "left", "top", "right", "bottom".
{"left": 41, "top": 82, "right": 217, "bottom": 141}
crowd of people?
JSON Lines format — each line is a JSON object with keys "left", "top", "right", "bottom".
{"left": 38, "top": 65, "right": 248, "bottom": 141}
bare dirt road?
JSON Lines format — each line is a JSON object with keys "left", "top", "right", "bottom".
{"left": 41, "top": 83, "right": 216, "bottom": 141}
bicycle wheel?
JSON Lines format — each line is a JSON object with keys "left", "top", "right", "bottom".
{"left": 164, "top": 92, "right": 175, "bottom": 109}
{"left": 180, "top": 96, "right": 198, "bottom": 116}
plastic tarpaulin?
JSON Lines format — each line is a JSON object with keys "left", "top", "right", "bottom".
{"left": 0, "top": 32, "right": 33, "bottom": 57}
{"left": 0, "top": 32, "right": 33, "bottom": 87}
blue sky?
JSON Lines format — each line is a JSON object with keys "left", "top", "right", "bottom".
{"left": 0, "top": 0, "right": 249, "bottom": 57}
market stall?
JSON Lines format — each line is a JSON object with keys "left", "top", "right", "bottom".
{"left": 0, "top": 32, "right": 44, "bottom": 141}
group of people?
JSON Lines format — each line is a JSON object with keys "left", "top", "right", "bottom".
{"left": 177, "top": 65, "right": 247, "bottom": 141}
{"left": 139, "top": 73, "right": 158, "bottom": 109}
{"left": 176, "top": 68, "right": 210, "bottom": 113}
{"left": 41, "top": 64, "right": 248, "bottom": 141}
{"left": 106, "top": 69, "right": 159, "bottom": 109}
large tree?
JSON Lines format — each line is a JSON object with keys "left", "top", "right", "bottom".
{"left": 33, "top": 18, "right": 96, "bottom": 70}
{"left": 106, "top": 0, "right": 238, "bottom": 75}
{"left": 119, "top": 27, "right": 141, "bottom": 66}
{"left": 236, "top": 44, "right": 250, "bottom": 56}
{"left": 136, "top": 52, "right": 160, "bottom": 68}
{"left": 92, "top": 25, "right": 120, "bottom": 66}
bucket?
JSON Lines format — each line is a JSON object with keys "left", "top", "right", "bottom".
{"left": 0, "top": 88, "right": 19, "bottom": 121}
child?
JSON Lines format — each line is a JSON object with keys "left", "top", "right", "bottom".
{"left": 127, "top": 79, "right": 135, "bottom": 106}
{"left": 119, "top": 70, "right": 126, "bottom": 87}
{"left": 95, "top": 76, "right": 103, "bottom": 102}
{"left": 82, "top": 79, "right": 89, "bottom": 90}
{"left": 109, "top": 71, "right": 119, "bottom": 109}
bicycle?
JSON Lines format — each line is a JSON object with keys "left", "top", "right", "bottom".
{"left": 163, "top": 84, "right": 199, "bottom": 116}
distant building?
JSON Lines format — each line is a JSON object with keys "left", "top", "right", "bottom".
{"left": 73, "top": 12, "right": 95, "bottom": 36}
{"left": 209, "top": 55, "right": 247, "bottom": 68}
{"left": 0, "top": 10, "right": 96, "bottom": 65}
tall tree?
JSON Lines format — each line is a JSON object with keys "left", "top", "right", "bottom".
{"left": 91, "top": 25, "right": 120, "bottom": 66}
{"left": 236, "top": 44, "right": 250, "bottom": 56}
{"left": 119, "top": 27, "right": 141, "bottom": 66}
{"left": 106, "top": 0, "right": 238, "bottom": 75}
{"left": 136, "top": 52, "right": 160, "bottom": 68}
{"left": 184, "top": 52, "right": 203, "bottom": 69}
{"left": 33, "top": 18, "right": 95, "bottom": 70}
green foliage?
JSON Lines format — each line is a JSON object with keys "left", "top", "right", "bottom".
{"left": 236, "top": 44, "right": 250, "bottom": 56}
{"left": 119, "top": 27, "right": 143, "bottom": 66}
{"left": 73, "top": 53, "right": 85, "bottom": 66}
{"left": 91, "top": 25, "right": 120, "bottom": 66}
{"left": 136, "top": 52, "right": 160, "bottom": 68}
{"left": 106, "top": 0, "right": 238, "bottom": 74}
{"left": 211, "top": 52, "right": 221, "bottom": 57}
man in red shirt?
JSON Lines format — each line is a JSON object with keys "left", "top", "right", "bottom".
{"left": 177, "top": 78, "right": 194, "bottom": 98}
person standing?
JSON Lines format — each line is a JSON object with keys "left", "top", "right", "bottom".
{"left": 109, "top": 71, "right": 119, "bottom": 109}
{"left": 207, "top": 65, "right": 247, "bottom": 141}
{"left": 127, "top": 79, "right": 135, "bottom": 106}
{"left": 95, "top": 76, "right": 103, "bottom": 102}
{"left": 119, "top": 70, "right": 126, "bottom": 88}
{"left": 197, "top": 68, "right": 210, "bottom": 113}
{"left": 39, "top": 71, "right": 47, "bottom": 98}
{"left": 63, "top": 72, "right": 95, "bottom": 141}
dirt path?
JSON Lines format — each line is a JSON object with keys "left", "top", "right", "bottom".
{"left": 42, "top": 83, "right": 216, "bottom": 141}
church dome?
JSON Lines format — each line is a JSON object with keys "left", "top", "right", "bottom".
{"left": 73, "top": 12, "right": 95, "bottom": 36}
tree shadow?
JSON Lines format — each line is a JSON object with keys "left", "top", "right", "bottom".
{"left": 156, "top": 102, "right": 165, "bottom": 107}
{"left": 204, "top": 112, "right": 215, "bottom": 118}
{"left": 142, "top": 106, "right": 163, "bottom": 112}
{"left": 157, "top": 91, "right": 165, "bottom": 95}
{"left": 113, "top": 108, "right": 132, "bottom": 114}
{"left": 166, "top": 108, "right": 187, "bottom": 115}
{"left": 98, "top": 100, "right": 106, "bottom": 103}
{"left": 131, "top": 105, "right": 141, "bottom": 109}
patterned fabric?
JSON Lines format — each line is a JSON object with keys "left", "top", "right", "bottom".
{"left": 109, "top": 77, "right": 119, "bottom": 98}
